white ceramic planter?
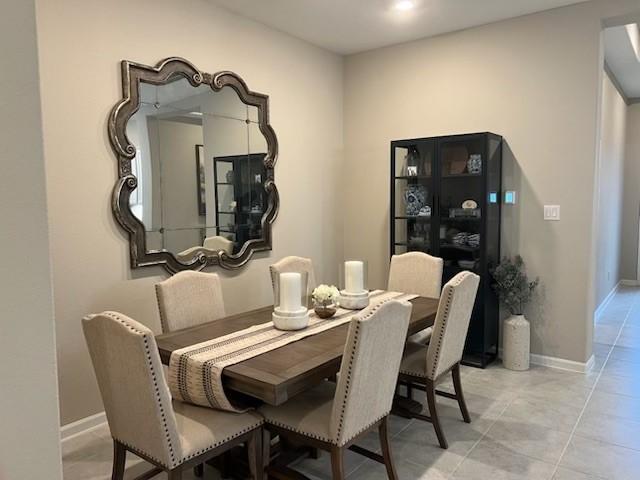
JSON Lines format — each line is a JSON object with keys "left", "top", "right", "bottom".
{"left": 503, "top": 314, "right": 530, "bottom": 371}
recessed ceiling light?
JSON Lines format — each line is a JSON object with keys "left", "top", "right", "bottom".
{"left": 394, "top": 0, "right": 416, "bottom": 12}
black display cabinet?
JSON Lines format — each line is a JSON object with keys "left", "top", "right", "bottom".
{"left": 390, "top": 133, "right": 502, "bottom": 367}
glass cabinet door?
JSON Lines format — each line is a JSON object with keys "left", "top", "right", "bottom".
{"left": 436, "top": 136, "right": 485, "bottom": 279}
{"left": 391, "top": 140, "right": 435, "bottom": 255}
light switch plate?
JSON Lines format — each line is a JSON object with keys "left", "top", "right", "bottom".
{"left": 544, "top": 205, "right": 560, "bottom": 221}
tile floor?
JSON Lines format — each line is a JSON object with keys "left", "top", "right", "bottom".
{"left": 62, "top": 286, "right": 640, "bottom": 479}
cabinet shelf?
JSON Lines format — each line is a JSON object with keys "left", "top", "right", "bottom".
{"left": 441, "top": 173, "right": 482, "bottom": 178}
{"left": 395, "top": 216, "right": 432, "bottom": 220}
{"left": 394, "top": 175, "right": 432, "bottom": 180}
{"left": 440, "top": 243, "right": 480, "bottom": 252}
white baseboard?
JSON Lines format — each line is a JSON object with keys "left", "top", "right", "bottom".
{"left": 530, "top": 352, "right": 595, "bottom": 373}
{"left": 498, "top": 349, "right": 594, "bottom": 373}
{"left": 595, "top": 281, "right": 620, "bottom": 319}
{"left": 60, "top": 411, "right": 107, "bottom": 442}
{"left": 620, "top": 279, "right": 640, "bottom": 287}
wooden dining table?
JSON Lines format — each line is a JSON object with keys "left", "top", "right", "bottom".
{"left": 156, "top": 295, "right": 438, "bottom": 406}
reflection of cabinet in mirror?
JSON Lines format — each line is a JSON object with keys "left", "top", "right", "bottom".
{"left": 109, "top": 57, "right": 279, "bottom": 273}
{"left": 213, "top": 153, "right": 267, "bottom": 253}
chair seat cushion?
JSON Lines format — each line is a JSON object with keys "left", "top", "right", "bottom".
{"left": 399, "top": 341, "right": 429, "bottom": 379}
{"left": 258, "top": 381, "right": 336, "bottom": 444}
{"left": 173, "top": 400, "right": 263, "bottom": 462}
{"left": 408, "top": 326, "right": 433, "bottom": 345}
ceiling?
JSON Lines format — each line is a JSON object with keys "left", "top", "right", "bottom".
{"left": 604, "top": 24, "right": 640, "bottom": 100}
{"left": 210, "top": 0, "right": 590, "bottom": 54}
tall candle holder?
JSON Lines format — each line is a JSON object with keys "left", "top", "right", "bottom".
{"left": 272, "top": 271, "right": 310, "bottom": 330}
{"left": 338, "top": 260, "right": 370, "bottom": 310}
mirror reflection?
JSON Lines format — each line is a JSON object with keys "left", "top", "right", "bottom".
{"left": 126, "top": 76, "right": 268, "bottom": 259}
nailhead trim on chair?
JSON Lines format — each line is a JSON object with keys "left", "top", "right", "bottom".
{"left": 427, "top": 272, "right": 469, "bottom": 380}
{"left": 334, "top": 299, "right": 394, "bottom": 446}
{"left": 102, "top": 312, "right": 178, "bottom": 468}
{"left": 154, "top": 284, "right": 169, "bottom": 334}
{"left": 179, "top": 422, "right": 263, "bottom": 463}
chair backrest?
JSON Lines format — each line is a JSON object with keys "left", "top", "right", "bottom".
{"left": 82, "top": 312, "right": 182, "bottom": 468}
{"left": 426, "top": 271, "right": 480, "bottom": 380}
{"left": 155, "top": 271, "right": 226, "bottom": 333}
{"left": 269, "top": 256, "right": 316, "bottom": 303}
{"left": 330, "top": 300, "right": 412, "bottom": 446}
{"left": 203, "top": 236, "right": 233, "bottom": 255}
{"left": 388, "top": 252, "right": 443, "bottom": 299}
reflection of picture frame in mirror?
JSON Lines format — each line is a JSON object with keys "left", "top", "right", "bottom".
{"left": 195, "top": 144, "right": 206, "bottom": 216}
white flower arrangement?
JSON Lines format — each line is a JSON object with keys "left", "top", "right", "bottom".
{"left": 312, "top": 284, "right": 340, "bottom": 307}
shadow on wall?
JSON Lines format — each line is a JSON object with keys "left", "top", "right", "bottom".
{"left": 500, "top": 141, "right": 556, "bottom": 355}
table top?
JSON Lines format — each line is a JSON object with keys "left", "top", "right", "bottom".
{"left": 156, "top": 296, "right": 438, "bottom": 405}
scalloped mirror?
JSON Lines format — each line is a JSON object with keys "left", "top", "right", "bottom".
{"left": 109, "top": 58, "right": 279, "bottom": 273}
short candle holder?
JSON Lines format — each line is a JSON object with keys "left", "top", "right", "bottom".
{"left": 272, "top": 307, "right": 310, "bottom": 331}
{"left": 338, "top": 290, "right": 370, "bottom": 310}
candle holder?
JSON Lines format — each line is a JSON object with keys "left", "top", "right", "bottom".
{"left": 272, "top": 271, "right": 310, "bottom": 330}
{"left": 338, "top": 260, "right": 370, "bottom": 310}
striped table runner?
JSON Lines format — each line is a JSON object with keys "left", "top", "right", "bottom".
{"left": 168, "top": 290, "right": 417, "bottom": 412}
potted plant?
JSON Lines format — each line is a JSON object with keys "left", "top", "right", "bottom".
{"left": 312, "top": 284, "right": 340, "bottom": 319}
{"left": 491, "top": 256, "right": 539, "bottom": 371}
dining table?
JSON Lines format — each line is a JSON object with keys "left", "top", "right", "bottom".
{"left": 156, "top": 294, "right": 439, "bottom": 407}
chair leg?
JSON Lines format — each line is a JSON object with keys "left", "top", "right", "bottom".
{"left": 452, "top": 363, "right": 471, "bottom": 423}
{"left": 262, "top": 429, "right": 271, "bottom": 475}
{"left": 247, "top": 428, "right": 264, "bottom": 480}
{"left": 193, "top": 464, "right": 204, "bottom": 477}
{"left": 330, "top": 446, "right": 345, "bottom": 480}
{"left": 111, "top": 440, "right": 126, "bottom": 480}
{"left": 407, "top": 382, "right": 413, "bottom": 400}
{"left": 426, "top": 379, "right": 448, "bottom": 449}
{"left": 168, "top": 469, "right": 183, "bottom": 480}
{"left": 378, "top": 417, "right": 398, "bottom": 480}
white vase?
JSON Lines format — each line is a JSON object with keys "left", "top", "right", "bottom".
{"left": 503, "top": 314, "right": 530, "bottom": 371}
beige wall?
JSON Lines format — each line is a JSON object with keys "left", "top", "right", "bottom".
{"left": 0, "top": 0, "right": 62, "bottom": 477}
{"left": 594, "top": 73, "right": 627, "bottom": 307}
{"left": 621, "top": 104, "right": 640, "bottom": 279}
{"left": 344, "top": 0, "right": 640, "bottom": 363}
{"left": 36, "top": 0, "right": 344, "bottom": 425}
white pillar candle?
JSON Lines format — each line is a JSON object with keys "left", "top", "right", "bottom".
{"left": 279, "top": 272, "right": 302, "bottom": 312}
{"left": 345, "top": 261, "right": 364, "bottom": 293}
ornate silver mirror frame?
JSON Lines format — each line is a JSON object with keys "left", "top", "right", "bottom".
{"left": 108, "top": 57, "right": 279, "bottom": 273}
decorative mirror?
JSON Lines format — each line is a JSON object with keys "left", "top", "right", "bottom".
{"left": 109, "top": 57, "right": 279, "bottom": 273}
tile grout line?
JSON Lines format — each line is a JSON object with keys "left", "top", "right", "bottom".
{"left": 446, "top": 394, "right": 517, "bottom": 478}
{"left": 548, "top": 292, "right": 638, "bottom": 479}
{"left": 345, "top": 418, "right": 416, "bottom": 478}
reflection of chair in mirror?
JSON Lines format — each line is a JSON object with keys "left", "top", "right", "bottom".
{"left": 155, "top": 271, "right": 226, "bottom": 333}
{"left": 203, "top": 236, "right": 234, "bottom": 254}
{"left": 269, "top": 256, "right": 317, "bottom": 303}
{"left": 176, "top": 236, "right": 234, "bottom": 260}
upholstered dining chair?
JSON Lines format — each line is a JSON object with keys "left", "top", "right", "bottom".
{"left": 259, "top": 299, "right": 412, "bottom": 480}
{"left": 155, "top": 271, "right": 226, "bottom": 333}
{"left": 269, "top": 256, "right": 317, "bottom": 301}
{"left": 388, "top": 252, "right": 443, "bottom": 345}
{"left": 396, "top": 271, "right": 480, "bottom": 449}
{"left": 82, "top": 312, "right": 264, "bottom": 480}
